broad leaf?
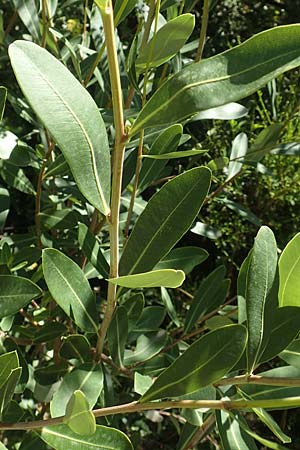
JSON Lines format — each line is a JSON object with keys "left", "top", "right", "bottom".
{"left": 108, "top": 306, "right": 128, "bottom": 367}
{"left": 41, "top": 424, "right": 133, "bottom": 450}
{"left": 136, "top": 14, "right": 195, "bottom": 71}
{"left": 1, "top": 162, "right": 35, "bottom": 195}
{"left": 59, "top": 335, "right": 91, "bottom": 363}
{"left": 0, "top": 351, "right": 19, "bottom": 389}
{"left": 130, "top": 25, "right": 300, "bottom": 134}
{"left": 120, "top": 167, "right": 211, "bottom": 275}
{"left": 246, "top": 226, "right": 277, "bottom": 373}
{"left": 43, "top": 249, "right": 98, "bottom": 333}
{"left": 278, "top": 232, "right": 300, "bottom": 307}
{"left": 0, "top": 275, "right": 42, "bottom": 318}
{"left": 9, "top": 41, "right": 110, "bottom": 215}
{"left": 50, "top": 363, "right": 103, "bottom": 418}
{"left": 109, "top": 269, "right": 185, "bottom": 288}
{"left": 140, "top": 324, "right": 247, "bottom": 402}
{"left": 64, "top": 390, "right": 96, "bottom": 436}
{"left": 0, "top": 87, "right": 7, "bottom": 120}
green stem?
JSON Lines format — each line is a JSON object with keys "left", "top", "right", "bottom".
{"left": 3, "top": 394, "right": 300, "bottom": 431}
{"left": 216, "top": 374, "right": 300, "bottom": 388}
{"left": 95, "top": 0, "right": 126, "bottom": 357}
{"left": 41, "top": 0, "right": 49, "bottom": 48}
{"left": 195, "top": 0, "right": 209, "bottom": 62}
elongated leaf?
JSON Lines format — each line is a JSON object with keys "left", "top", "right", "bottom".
{"left": 41, "top": 424, "right": 133, "bottom": 450}
{"left": 155, "top": 247, "right": 208, "bottom": 274}
{"left": 124, "top": 330, "right": 167, "bottom": 365}
{"left": 0, "top": 275, "right": 42, "bottom": 318}
{"left": 136, "top": 14, "right": 195, "bottom": 71}
{"left": 0, "top": 367, "right": 22, "bottom": 418}
{"left": 114, "top": 0, "right": 137, "bottom": 26}
{"left": 0, "top": 187, "right": 9, "bottom": 231}
{"left": 246, "top": 226, "right": 277, "bottom": 373}
{"left": 43, "top": 249, "right": 98, "bottom": 333}
{"left": 184, "top": 266, "right": 229, "bottom": 333}
{"left": 110, "top": 269, "right": 185, "bottom": 288}
{"left": 142, "top": 149, "right": 206, "bottom": 159}
{"left": 130, "top": 25, "right": 300, "bottom": 135}
{"left": 279, "top": 338, "right": 300, "bottom": 368}
{"left": 193, "top": 102, "right": 248, "bottom": 120}
{"left": 120, "top": 167, "right": 211, "bottom": 275}
{"left": 50, "top": 363, "right": 103, "bottom": 418}
{"left": 64, "top": 390, "right": 96, "bottom": 436}
{"left": 59, "top": 335, "right": 91, "bottom": 363}
{"left": 245, "top": 123, "right": 282, "bottom": 162}
{"left": 278, "top": 232, "right": 300, "bottom": 307}
{"left": 216, "top": 410, "right": 258, "bottom": 450}
{"left": 122, "top": 293, "right": 144, "bottom": 331}
{"left": 271, "top": 142, "right": 300, "bottom": 155}
{"left": 78, "top": 223, "right": 109, "bottom": 278}
{"left": 1, "top": 162, "right": 35, "bottom": 195}
{"left": 108, "top": 306, "right": 128, "bottom": 367}
{"left": 226, "top": 132, "right": 248, "bottom": 181}
{"left": 0, "top": 87, "right": 7, "bottom": 120}
{"left": 220, "top": 198, "right": 261, "bottom": 226}
{"left": 13, "top": 0, "right": 41, "bottom": 42}
{"left": 161, "top": 287, "right": 180, "bottom": 326}
{"left": 9, "top": 41, "right": 110, "bottom": 215}
{"left": 138, "top": 124, "right": 183, "bottom": 192}
{"left": 0, "top": 351, "right": 19, "bottom": 389}
{"left": 140, "top": 324, "right": 247, "bottom": 402}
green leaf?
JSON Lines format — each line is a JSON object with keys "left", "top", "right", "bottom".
{"left": 138, "top": 124, "right": 183, "bottom": 193}
{"left": 50, "top": 363, "right": 103, "bottom": 418}
{"left": 0, "top": 87, "right": 7, "bottom": 120}
{"left": 108, "top": 306, "right": 128, "bottom": 367}
{"left": 0, "top": 367, "right": 22, "bottom": 418}
{"left": 0, "top": 187, "right": 9, "bottom": 231}
{"left": 1, "top": 162, "right": 35, "bottom": 195}
{"left": 184, "top": 266, "right": 229, "bottom": 333}
{"left": 136, "top": 14, "right": 195, "bottom": 71}
{"left": 114, "top": 0, "right": 137, "bottom": 26}
{"left": 161, "top": 287, "right": 180, "bottom": 326}
{"left": 42, "top": 249, "right": 98, "bottom": 333}
{"left": 193, "top": 102, "right": 248, "bottom": 120}
{"left": 246, "top": 226, "right": 277, "bottom": 373}
{"left": 109, "top": 269, "right": 185, "bottom": 288}
{"left": 0, "top": 351, "right": 19, "bottom": 388}
{"left": 12, "top": 0, "right": 41, "bottom": 42}
{"left": 0, "top": 275, "right": 42, "bottom": 318}
{"left": 245, "top": 123, "right": 282, "bottom": 162}
{"left": 41, "top": 424, "right": 133, "bottom": 450}
{"left": 220, "top": 198, "right": 262, "bottom": 226}
{"left": 124, "top": 330, "right": 168, "bottom": 365}
{"left": 134, "top": 372, "right": 153, "bottom": 396}
{"left": 216, "top": 410, "right": 258, "bottom": 450}
{"left": 142, "top": 149, "right": 206, "bottom": 159}
{"left": 280, "top": 338, "right": 300, "bottom": 368}
{"left": 78, "top": 223, "right": 109, "bottom": 278}
{"left": 120, "top": 167, "right": 211, "bottom": 275}
{"left": 155, "top": 247, "right": 208, "bottom": 273}
{"left": 34, "top": 362, "right": 69, "bottom": 386}
{"left": 9, "top": 41, "right": 110, "bottom": 215}
{"left": 132, "top": 306, "right": 166, "bottom": 333}
{"left": 278, "top": 232, "right": 300, "bottom": 307}
{"left": 271, "top": 142, "right": 300, "bottom": 155}
{"left": 130, "top": 25, "right": 300, "bottom": 135}
{"left": 64, "top": 390, "right": 96, "bottom": 436}
{"left": 59, "top": 335, "right": 91, "bottom": 363}
{"left": 140, "top": 324, "right": 247, "bottom": 402}
{"left": 122, "top": 293, "right": 144, "bottom": 332}
{"left": 226, "top": 132, "right": 248, "bottom": 181}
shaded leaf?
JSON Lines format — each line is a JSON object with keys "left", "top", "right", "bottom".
{"left": 216, "top": 410, "right": 258, "bottom": 450}
{"left": 12, "top": 0, "right": 41, "bottom": 42}
{"left": 125, "top": 330, "right": 167, "bottom": 365}
{"left": 226, "top": 132, "right": 248, "bottom": 181}
{"left": 64, "top": 390, "right": 96, "bottom": 436}
{"left": 42, "top": 249, "right": 98, "bottom": 333}
{"left": 155, "top": 247, "right": 208, "bottom": 274}
{"left": 140, "top": 325, "right": 247, "bottom": 402}
{"left": 108, "top": 306, "right": 128, "bottom": 367}
{"left": 0, "top": 187, "right": 10, "bottom": 231}
{"left": 59, "top": 335, "right": 91, "bottom": 363}
{"left": 78, "top": 223, "right": 109, "bottom": 278}
{"left": 0, "top": 87, "right": 7, "bottom": 120}
{"left": 0, "top": 275, "right": 42, "bottom": 318}
{"left": 280, "top": 338, "right": 300, "bottom": 368}
{"left": 9, "top": 41, "right": 110, "bottom": 215}
{"left": 278, "top": 232, "right": 300, "bottom": 307}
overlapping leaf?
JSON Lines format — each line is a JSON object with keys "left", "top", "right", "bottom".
{"left": 0, "top": 275, "right": 42, "bottom": 318}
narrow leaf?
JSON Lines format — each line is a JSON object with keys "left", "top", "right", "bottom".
{"left": 78, "top": 223, "right": 109, "bottom": 278}
{"left": 278, "top": 232, "right": 300, "bottom": 307}
{"left": 142, "top": 149, "right": 206, "bottom": 159}
{"left": 0, "top": 87, "right": 7, "bottom": 120}
{"left": 9, "top": 41, "right": 110, "bottom": 215}
{"left": 107, "top": 306, "right": 128, "bottom": 367}
{"left": 109, "top": 269, "right": 185, "bottom": 288}
{"left": 193, "top": 102, "right": 248, "bottom": 120}
{"left": 280, "top": 338, "right": 300, "bottom": 368}
{"left": 130, "top": 25, "right": 300, "bottom": 134}
{"left": 155, "top": 247, "right": 208, "bottom": 274}
{"left": 216, "top": 410, "right": 258, "bottom": 450}
{"left": 226, "top": 132, "right": 248, "bottom": 181}
{"left": 120, "top": 167, "right": 211, "bottom": 275}
{"left": 140, "top": 325, "right": 247, "bottom": 402}
{"left": 124, "top": 330, "right": 167, "bottom": 365}
{"left": 246, "top": 226, "right": 277, "bottom": 373}
{"left": 0, "top": 275, "right": 42, "bottom": 318}
{"left": 41, "top": 424, "right": 133, "bottom": 450}
{"left": 42, "top": 249, "right": 98, "bottom": 333}
{"left": 12, "top": 0, "right": 41, "bottom": 42}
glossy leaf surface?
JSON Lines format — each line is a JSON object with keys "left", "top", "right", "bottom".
{"left": 140, "top": 325, "right": 247, "bottom": 402}
{"left": 226, "top": 132, "right": 248, "bottom": 181}
{"left": 0, "top": 275, "right": 42, "bottom": 318}
{"left": 131, "top": 25, "right": 300, "bottom": 134}
{"left": 216, "top": 410, "right": 258, "bottom": 450}
{"left": 110, "top": 269, "right": 185, "bottom": 288}
{"left": 155, "top": 247, "right": 208, "bottom": 273}
{"left": 9, "top": 41, "right": 110, "bottom": 215}
{"left": 279, "top": 232, "right": 300, "bottom": 307}
{"left": 41, "top": 424, "right": 133, "bottom": 450}
{"left": 120, "top": 167, "right": 211, "bottom": 275}
{"left": 43, "top": 249, "right": 98, "bottom": 333}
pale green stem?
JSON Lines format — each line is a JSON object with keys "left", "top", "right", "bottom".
{"left": 95, "top": 0, "right": 126, "bottom": 356}
{"left": 3, "top": 394, "right": 300, "bottom": 431}
{"left": 195, "top": 0, "right": 209, "bottom": 62}
{"left": 216, "top": 374, "right": 300, "bottom": 388}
